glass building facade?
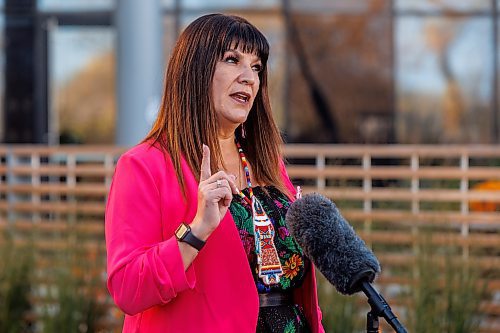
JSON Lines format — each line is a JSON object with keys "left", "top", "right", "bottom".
{"left": 1, "top": 0, "right": 499, "bottom": 144}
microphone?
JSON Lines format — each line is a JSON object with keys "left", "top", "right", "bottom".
{"left": 286, "top": 193, "right": 408, "bottom": 333}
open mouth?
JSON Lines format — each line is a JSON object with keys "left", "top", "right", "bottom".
{"left": 230, "top": 92, "right": 251, "bottom": 103}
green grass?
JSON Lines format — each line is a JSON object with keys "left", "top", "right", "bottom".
{"left": 0, "top": 233, "right": 34, "bottom": 333}
{"left": 317, "top": 271, "right": 367, "bottom": 333}
{"left": 402, "top": 235, "right": 486, "bottom": 333}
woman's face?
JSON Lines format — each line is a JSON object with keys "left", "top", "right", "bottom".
{"left": 211, "top": 47, "right": 262, "bottom": 134}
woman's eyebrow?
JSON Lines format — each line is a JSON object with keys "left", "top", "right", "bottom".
{"left": 227, "top": 49, "right": 261, "bottom": 62}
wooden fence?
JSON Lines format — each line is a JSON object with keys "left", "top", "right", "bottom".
{"left": 0, "top": 145, "right": 499, "bottom": 332}
{"left": 285, "top": 145, "right": 500, "bottom": 333}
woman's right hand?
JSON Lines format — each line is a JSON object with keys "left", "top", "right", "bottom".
{"left": 190, "top": 144, "right": 239, "bottom": 241}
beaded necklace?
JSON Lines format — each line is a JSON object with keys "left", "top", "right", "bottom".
{"left": 235, "top": 140, "right": 283, "bottom": 285}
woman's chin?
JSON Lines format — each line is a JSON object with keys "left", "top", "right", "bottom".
{"left": 228, "top": 115, "right": 249, "bottom": 126}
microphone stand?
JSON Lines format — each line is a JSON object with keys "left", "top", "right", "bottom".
{"left": 361, "top": 281, "right": 408, "bottom": 333}
{"left": 366, "top": 309, "right": 380, "bottom": 333}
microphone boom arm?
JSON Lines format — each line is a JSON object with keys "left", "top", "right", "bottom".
{"left": 361, "top": 281, "right": 408, "bottom": 333}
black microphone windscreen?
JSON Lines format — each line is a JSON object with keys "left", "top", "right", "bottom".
{"left": 286, "top": 193, "right": 381, "bottom": 295}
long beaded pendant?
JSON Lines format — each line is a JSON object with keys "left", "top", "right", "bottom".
{"left": 235, "top": 140, "right": 283, "bottom": 285}
{"left": 252, "top": 196, "right": 283, "bottom": 285}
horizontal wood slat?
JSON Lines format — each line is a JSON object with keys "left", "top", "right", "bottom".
{"left": 287, "top": 166, "right": 500, "bottom": 180}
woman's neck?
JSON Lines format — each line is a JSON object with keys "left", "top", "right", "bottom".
{"left": 218, "top": 132, "right": 236, "bottom": 155}
{"left": 217, "top": 131, "right": 248, "bottom": 189}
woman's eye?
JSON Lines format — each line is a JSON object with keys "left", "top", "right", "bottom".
{"left": 225, "top": 56, "right": 238, "bottom": 63}
{"left": 252, "top": 64, "right": 263, "bottom": 72}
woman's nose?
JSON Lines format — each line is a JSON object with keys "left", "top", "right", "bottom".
{"left": 237, "top": 66, "right": 255, "bottom": 85}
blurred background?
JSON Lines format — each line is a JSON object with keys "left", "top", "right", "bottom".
{"left": 1, "top": 0, "right": 500, "bottom": 332}
{"left": 2, "top": 0, "right": 500, "bottom": 146}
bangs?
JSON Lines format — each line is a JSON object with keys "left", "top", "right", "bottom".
{"left": 220, "top": 19, "right": 269, "bottom": 64}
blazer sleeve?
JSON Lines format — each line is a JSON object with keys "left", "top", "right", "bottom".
{"left": 105, "top": 152, "right": 196, "bottom": 315}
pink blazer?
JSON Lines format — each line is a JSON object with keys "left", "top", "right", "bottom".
{"left": 105, "top": 142, "right": 324, "bottom": 333}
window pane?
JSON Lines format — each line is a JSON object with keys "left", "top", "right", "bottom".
{"left": 286, "top": 8, "right": 393, "bottom": 143}
{"left": 291, "top": 0, "right": 390, "bottom": 14}
{"left": 497, "top": 17, "right": 500, "bottom": 143}
{"left": 0, "top": 14, "right": 3, "bottom": 142}
{"left": 181, "top": 0, "right": 278, "bottom": 10}
{"left": 162, "top": 0, "right": 175, "bottom": 9}
{"left": 395, "top": 0, "right": 491, "bottom": 12}
{"left": 396, "top": 17, "right": 494, "bottom": 143}
{"left": 251, "top": 14, "right": 286, "bottom": 129}
{"left": 50, "top": 26, "right": 115, "bottom": 144}
{"left": 162, "top": 14, "right": 177, "bottom": 62}
{"left": 38, "top": 0, "right": 114, "bottom": 11}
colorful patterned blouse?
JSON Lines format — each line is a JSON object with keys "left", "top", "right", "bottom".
{"left": 229, "top": 185, "right": 311, "bottom": 333}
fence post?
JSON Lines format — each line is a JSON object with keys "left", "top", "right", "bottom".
{"left": 410, "top": 151, "right": 420, "bottom": 283}
{"left": 31, "top": 151, "right": 41, "bottom": 224}
{"left": 104, "top": 153, "right": 115, "bottom": 190}
{"left": 316, "top": 153, "right": 325, "bottom": 191}
{"left": 6, "top": 147, "right": 16, "bottom": 223}
{"left": 67, "top": 152, "right": 77, "bottom": 246}
{"left": 363, "top": 152, "right": 372, "bottom": 239}
{"left": 411, "top": 152, "right": 419, "bottom": 246}
{"left": 460, "top": 151, "right": 470, "bottom": 259}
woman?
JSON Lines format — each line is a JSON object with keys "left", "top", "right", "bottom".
{"left": 105, "top": 13, "right": 324, "bottom": 333}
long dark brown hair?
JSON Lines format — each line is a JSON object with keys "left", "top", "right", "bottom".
{"left": 145, "top": 13, "right": 287, "bottom": 197}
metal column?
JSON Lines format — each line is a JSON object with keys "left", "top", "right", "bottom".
{"left": 116, "top": 0, "right": 163, "bottom": 146}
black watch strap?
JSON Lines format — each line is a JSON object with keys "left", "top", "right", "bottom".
{"left": 175, "top": 223, "right": 206, "bottom": 251}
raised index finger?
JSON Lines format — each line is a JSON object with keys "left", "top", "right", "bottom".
{"left": 200, "top": 144, "right": 211, "bottom": 181}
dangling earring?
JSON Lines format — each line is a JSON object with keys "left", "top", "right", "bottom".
{"left": 241, "top": 123, "right": 246, "bottom": 139}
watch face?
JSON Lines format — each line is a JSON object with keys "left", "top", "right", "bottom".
{"left": 176, "top": 223, "right": 189, "bottom": 239}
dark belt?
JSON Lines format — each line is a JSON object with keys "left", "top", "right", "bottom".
{"left": 259, "top": 292, "right": 293, "bottom": 308}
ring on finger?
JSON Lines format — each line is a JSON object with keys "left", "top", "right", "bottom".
{"left": 216, "top": 179, "right": 222, "bottom": 188}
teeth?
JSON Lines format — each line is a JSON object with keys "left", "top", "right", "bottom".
{"left": 232, "top": 93, "right": 248, "bottom": 102}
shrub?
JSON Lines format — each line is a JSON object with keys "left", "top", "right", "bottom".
{"left": 40, "top": 246, "right": 107, "bottom": 333}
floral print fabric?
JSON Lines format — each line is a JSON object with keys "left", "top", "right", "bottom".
{"left": 229, "top": 185, "right": 311, "bottom": 333}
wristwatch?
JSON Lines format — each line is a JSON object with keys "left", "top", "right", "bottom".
{"left": 175, "top": 223, "right": 206, "bottom": 251}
